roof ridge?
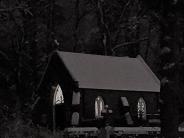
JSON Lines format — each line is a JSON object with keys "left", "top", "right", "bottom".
{"left": 56, "top": 50, "right": 131, "bottom": 59}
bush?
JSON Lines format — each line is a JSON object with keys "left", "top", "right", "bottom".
{"left": 0, "top": 118, "right": 64, "bottom": 138}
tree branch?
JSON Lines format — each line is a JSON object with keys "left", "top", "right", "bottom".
{"left": 0, "top": 6, "right": 23, "bottom": 12}
{"left": 112, "top": 37, "right": 148, "bottom": 52}
{"left": 114, "top": 0, "right": 132, "bottom": 44}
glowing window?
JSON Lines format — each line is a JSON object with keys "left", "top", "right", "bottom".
{"left": 95, "top": 96, "right": 104, "bottom": 118}
{"left": 137, "top": 97, "right": 146, "bottom": 120}
{"left": 53, "top": 84, "right": 64, "bottom": 105}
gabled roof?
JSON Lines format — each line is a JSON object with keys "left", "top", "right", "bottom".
{"left": 56, "top": 51, "right": 160, "bottom": 92}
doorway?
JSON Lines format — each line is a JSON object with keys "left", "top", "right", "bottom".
{"left": 53, "top": 84, "right": 66, "bottom": 130}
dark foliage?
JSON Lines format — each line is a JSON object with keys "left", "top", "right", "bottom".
{"left": 0, "top": 0, "right": 184, "bottom": 137}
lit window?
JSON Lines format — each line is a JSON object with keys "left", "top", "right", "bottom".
{"left": 95, "top": 96, "right": 104, "bottom": 118}
{"left": 53, "top": 84, "right": 64, "bottom": 105}
{"left": 137, "top": 97, "right": 146, "bottom": 120}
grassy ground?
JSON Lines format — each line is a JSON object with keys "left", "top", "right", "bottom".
{"left": 0, "top": 119, "right": 64, "bottom": 138}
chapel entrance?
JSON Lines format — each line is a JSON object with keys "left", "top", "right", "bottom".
{"left": 53, "top": 84, "right": 66, "bottom": 130}
{"left": 55, "top": 104, "right": 66, "bottom": 129}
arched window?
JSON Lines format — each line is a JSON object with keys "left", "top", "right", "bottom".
{"left": 53, "top": 84, "right": 64, "bottom": 105}
{"left": 71, "top": 112, "right": 79, "bottom": 126}
{"left": 137, "top": 97, "right": 146, "bottom": 120}
{"left": 95, "top": 96, "right": 104, "bottom": 118}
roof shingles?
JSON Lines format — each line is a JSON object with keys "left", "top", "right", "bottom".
{"left": 57, "top": 51, "right": 160, "bottom": 92}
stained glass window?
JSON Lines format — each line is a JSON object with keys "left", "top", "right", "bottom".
{"left": 95, "top": 96, "right": 104, "bottom": 118}
{"left": 53, "top": 84, "right": 64, "bottom": 105}
{"left": 137, "top": 97, "right": 146, "bottom": 120}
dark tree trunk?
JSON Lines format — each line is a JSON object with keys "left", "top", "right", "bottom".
{"left": 73, "top": 0, "right": 80, "bottom": 52}
{"left": 161, "top": 83, "right": 179, "bottom": 138}
{"left": 160, "top": 1, "right": 181, "bottom": 138}
{"left": 47, "top": 0, "right": 55, "bottom": 54}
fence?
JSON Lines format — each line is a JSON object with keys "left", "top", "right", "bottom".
{"left": 63, "top": 127, "right": 184, "bottom": 138}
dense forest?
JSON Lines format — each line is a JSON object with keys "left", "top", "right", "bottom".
{"left": 0, "top": 0, "right": 184, "bottom": 137}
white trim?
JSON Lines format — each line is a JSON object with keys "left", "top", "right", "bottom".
{"left": 72, "top": 91, "right": 80, "bottom": 105}
{"left": 121, "top": 97, "right": 129, "bottom": 106}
